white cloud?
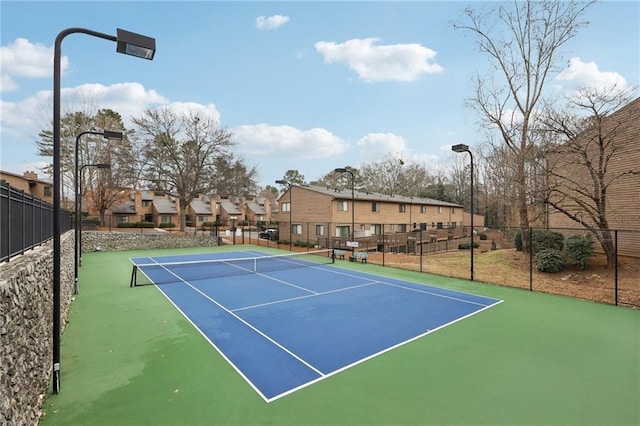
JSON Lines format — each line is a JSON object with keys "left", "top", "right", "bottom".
{"left": 356, "top": 132, "right": 408, "bottom": 162}
{"left": 556, "top": 57, "right": 629, "bottom": 92}
{"left": 256, "top": 15, "right": 290, "bottom": 31}
{"left": 315, "top": 38, "right": 444, "bottom": 83}
{"left": 0, "top": 82, "right": 168, "bottom": 143}
{"left": 153, "top": 101, "right": 222, "bottom": 124}
{"left": 234, "top": 124, "right": 348, "bottom": 159}
{"left": 0, "top": 38, "right": 68, "bottom": 92}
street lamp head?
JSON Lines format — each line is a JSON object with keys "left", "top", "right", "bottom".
{"left": 96, "top": 163, "right": 111, "bottom": 169}
{"left": 275, "top": 179, "right": 288, "bottom": 185}
{"left": 334, "top": 167, "right": 347, "bottom": 173}
{"left": 452, "top": 143, "right": 470, "bottom": 153}
{"left": 116, "top": 28, "right": 156, "bottom": 60}
{"left": 103, "top": 130, "right": 123, "bottom": 140}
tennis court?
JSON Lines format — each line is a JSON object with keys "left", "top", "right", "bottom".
{"left": 129, "top": 249, "right": 501, "bottom": 402}
{"left": 40, "top": 245, "right": 639, "bottom": 425}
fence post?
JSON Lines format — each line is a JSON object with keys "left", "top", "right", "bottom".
{"left": 529, "top": 227, "right": 533, "bottom": 292}
{"left": 614, "top": 230, "right": 618, "bottom": 306}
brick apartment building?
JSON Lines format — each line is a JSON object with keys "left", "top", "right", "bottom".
{"left": 273, "top": 185, "right": 469, "bottom": 247}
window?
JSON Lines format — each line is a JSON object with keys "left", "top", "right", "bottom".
{"left": 316, "top": 224, "right": 324, "bottom": 236}
{"left": 44, "top": 186, "right": 52, "bottom": 197}
{"left": 336, "top": 226, "right": 350, "bottom": 237}
{"left": 397, "top": 224, "right": 407, "bottom": 233}
{"left": 451, "top": 207, "right": 456, "bottom": 214}
{"left": 198, "top": 215, "right": 207, "bottom": 222}
{"left": 438, "top": 206, "right": 443, "bottom": 214}
{"left": 292, "top": 224, "right": 302, "bottom": 235}
{"left": 338, "top": 201, "right": 348, "bottom": 211}
{"left": 436, "top": 222, "right": 443, "bottom": 229}
{"left": 142, "top": 200, "right": 151, "bottom": 207}
{"left": 162, "top": 215, "right": 172, "bottom": 223}
{"left": 371, "top": 224, "right": 382, "bottom": 235}
{"left": 117, "top": 216, "right": 129, "bottom": 223}
{"left": 372, "top": 202, "right": 380, "bottom": 212}
{"left": 281, "top": 202, "right": 290, "bottom": 212}
{"left": 399, "top": 203, "right": 406, "bottom": 213}
{"left": 420, "top": 205, "right": 427, "bottom": 213}
{"left": 420, "top": 223, "right": 427, "bottom": 230}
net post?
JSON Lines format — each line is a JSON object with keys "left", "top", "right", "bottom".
{"left": 130, "top": 265, "right": 138, "bottom": 287}
{"left": 331, "top": 249, "right": 336, "bottom": 263}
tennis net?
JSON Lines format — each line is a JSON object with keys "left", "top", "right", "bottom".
{"left": 130, "top": 249, "right": 335, "bottom": 286}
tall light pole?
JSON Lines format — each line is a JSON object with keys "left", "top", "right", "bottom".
{"left": 74, "top": 131, "right": 121, "bottom": 281}
{"left": 76, "top": 162, "right": 111, "bottom": 290}
{"left": 452, "top": 143, "right": 474, "bottom": 281}
{"left": 275, "top": 180, "right": 292, "bottom": 251}
{"left": 53, "top": 27, "right": 155, "bottom": 395}
{"left": 334, "top": 168, "right": 355, "bottom": 242}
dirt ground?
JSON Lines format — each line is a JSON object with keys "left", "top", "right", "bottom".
{"left": 365, "top": 249, "right": 640, "bottom": 308}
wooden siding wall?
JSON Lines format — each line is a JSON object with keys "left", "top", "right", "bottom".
{"left": 548, "top": 97, "right": 640, "bottom": 257}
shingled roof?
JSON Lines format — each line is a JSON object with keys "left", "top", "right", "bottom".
{"left": 300, "top": 185, "right": 463, "bottom": 208}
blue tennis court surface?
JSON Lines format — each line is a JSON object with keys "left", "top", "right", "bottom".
{"left": 130, "top": 250, "right": 502, "bottom": 402}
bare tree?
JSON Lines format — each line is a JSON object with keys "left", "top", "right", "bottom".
{"left": 132, "top": 107, "right": 234, "bottom": 231}
{"left": 84, "top": 109, "right": 134, "bottom": 224}
{"left": 542, "top": 86, "right": 638, "bottom": 267}
{"left": 453, "top": 0, "right": 594, "bottom": 251}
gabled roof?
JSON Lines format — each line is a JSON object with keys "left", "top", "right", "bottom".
{"left": 140, "top": 191, "right": 154, "bottom": 201}
{"left": 246, "top": 201, "right": 266, "bottom": 215}
{"left": 112, "top": 200, "right": 137, "bottom": 214}
{"left": 220, "top": 200, "right": 242, "bottom": 215}
{"left": 299, "top": 185, "right": 463, "bottom": 208}
{"left": 190, "top": 199, "right": 212, "bottom": 214}
{"left": 153, "top": 198, "right": 177, "bottom": 214}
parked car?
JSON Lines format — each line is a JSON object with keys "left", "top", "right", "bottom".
{"left": 259, "top": 228, "right": 278, "bottom": 240}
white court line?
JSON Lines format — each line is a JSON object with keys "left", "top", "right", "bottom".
{"left": 232, "top": 280, "right": 380, "bottom": 312}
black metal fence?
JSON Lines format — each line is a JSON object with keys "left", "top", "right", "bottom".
{"left": 0, "top": 180, "right": 72, "bottom": 262}
{"left": 77, "top": 214, "right": 638, "bottom": 307}
{"left": 242, "top": 221, "right": 639, "bottom": 308}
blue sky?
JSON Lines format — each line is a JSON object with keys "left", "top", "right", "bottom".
{"left": 1, "top": 1, "right": 638, "bottom": 187}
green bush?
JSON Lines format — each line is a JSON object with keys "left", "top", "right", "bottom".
{"left": 137, "top": 221, "right": 155, "bottom": 228}
{"left": 532, "top": 230, "right": 564, "bottom": 253}
{"left": 478, "top": 233, "right": 487, "bottom": 240}
{"left": 514, "top": 232, "right": 523, "bottom": 251}
{"left": 535, "top": 249, "right": 565, "bottom": 273}
{"left": 458, "top": 242, "right": 480, "bottom": 250}
{"left": 564, "top": 234, "right": 594, "bottom": 269}
{"left": 159, "top": 222, "right": 176, "bottom": 229}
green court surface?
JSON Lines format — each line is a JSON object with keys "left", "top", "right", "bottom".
{"left": 40, "top": 245, "right": 639, "bottom": 425}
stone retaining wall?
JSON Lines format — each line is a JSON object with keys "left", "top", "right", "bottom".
{"left": 81, "top": 230, "right": 220, "bottom": 252}
{"left": 0, "top": 230, "right": 219, "bottom": 424}
{"left": 0, "top": 231, "right": 75, "bottom": 425}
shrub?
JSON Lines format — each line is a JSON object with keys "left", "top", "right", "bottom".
{"left": 535, "top": 249, "right": 565, "bottom": 273}
{"left": 136, "top": 221, "right": 155, "bottom": 228}
{"left": 564, "top": 234, "right": 594, "bottom": 269}
{"left": 478, "top": 233, "right": 487, "bottom": 240}
{"left": 491, "top": 239, "right": 497, "bottom": 250}
{"left": 532, "top": 230, "right": 564, "bottom": 253}
{"left": 514, "top": 232, "right": 523, "bottom": 251}
{"left": 458, "top": 242, "right": 480, "bottom": 250}
{"left": 159, "top": 222, "right": 176, "bottom": 229}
